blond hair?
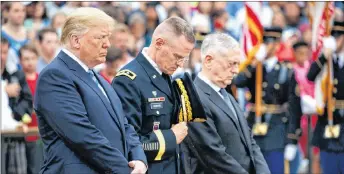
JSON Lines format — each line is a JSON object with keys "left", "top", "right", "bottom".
{"left": 113, "top": 23, "right": 130, "bottom": 34}
{"left": 60, "top": 7, "right": 116, "bottom": 45}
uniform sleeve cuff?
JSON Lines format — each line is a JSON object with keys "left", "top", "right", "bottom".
{"left": 153, "top": 129, "right": 177, "bottom": 161}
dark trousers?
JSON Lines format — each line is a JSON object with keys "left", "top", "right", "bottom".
{"left": 320, "top": 151, "right": 344, "bottom": 174}
{"left": 25, "top": 140, "right": 43, "bottom": 174}
{"left": 263, "top": 151, "right": 284, "bottom": 174}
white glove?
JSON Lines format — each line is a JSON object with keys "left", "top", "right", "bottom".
{"left": 284, "top": 144, "right": 298, "bottom": 161}
{"left": 301, "top": 95, "right": 317, "bottom": 114}
{"left": 256, "top": 44, "right": 267, "bottom": 62}
{"left": 323, "top": 36, "right": 337, "bottom": 51}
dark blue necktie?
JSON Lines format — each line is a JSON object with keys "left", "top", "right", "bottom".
{"left": 219, "top": 88, "right": 238, "bottom": 121}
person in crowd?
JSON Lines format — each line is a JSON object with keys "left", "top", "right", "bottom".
{"left": 19, "top": 44, "right": 44, "bottom": 174}
{"left": 2, "top": 2, "right": 29, "bottom": 71}
{"left": 234, "top": 27, "right": 303, "bottom": 174}
{"left": 99, "top": 46, "right": 124, "bottom": 83}
{"left": 307, "top": 21, "right": 344, "bottom": 174}
{"left": 36, "top": 28, "right": 59, "bottom": 73}
{"left": 1, "top": 36, "right": 32, "bottom": 174}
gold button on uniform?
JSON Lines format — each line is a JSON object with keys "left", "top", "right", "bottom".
{"left": 333, "top": 88, "right": 337, "bottom": 94}
{"left": 275, "top": 64, "right": 280, "bottom": 70}
{"left": 274, "top": 84, "right": 280, "bottom": 90}
{"left": 156, "top": 111, "right": 160, "bottom": 115}
{"left": 334, "top": 79, "right": 338, "bottom": 85}
{"left": 263, "top": 82, "right": 268, "bottom": 88}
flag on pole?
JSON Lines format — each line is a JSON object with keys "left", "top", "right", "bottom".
{"left": 310, "top": 2, "right": 335, "bottom": 115}
{"left": 239, "top": 2, "right": 263, "bottom": 72}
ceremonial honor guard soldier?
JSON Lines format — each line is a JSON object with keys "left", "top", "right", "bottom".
{"left": 307, "top": 21, "right": 344, "bottom": 174}
{"left": 234, "top": 27, "right": 303, "bottom": 174}
{"left": 112, "top": 16, "right": 195, "bottom": 174}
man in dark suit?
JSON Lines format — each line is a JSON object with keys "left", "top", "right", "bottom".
{"left": 184, "top": 33, "right": 270, "bottom": 174}
{"left": 112, "top": 16, "right": 195, "bottom": 174}
{"left": 34, "top": 7, "right": 147, "bottom": 174}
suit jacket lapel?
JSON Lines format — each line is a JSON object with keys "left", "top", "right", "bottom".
{"left": 229, "top": 95, "right": 251, "bottom": 150}
{"left": 136, "top": 53, "right": 172, "bottom": 100}
{"left": 97, "top": 74, "right": 128, "bottom": 155}
{"left": 195, "top": 78, "right": 241, "bottom": 129}
{"left": 58, "top": 51, "right": 123, "bottom": 130}
{"left": 96, "top": 73, "right": 125, "bottom": 130}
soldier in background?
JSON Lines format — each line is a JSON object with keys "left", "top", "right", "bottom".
{"left": 307, "top": 21, "right": 344, "bottom": 174}
{"left": 234, "top": 27, "right": 302, "bottom": 174}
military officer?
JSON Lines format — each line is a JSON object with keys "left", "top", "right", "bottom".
{"left": 111, "top": 16, "right": 195, "bottom": 174}
{"left": 307, "top": 21, "right": 344, "bottom": 174}
{"left": 233, "top": 27, "right": 302, "bottom": 174}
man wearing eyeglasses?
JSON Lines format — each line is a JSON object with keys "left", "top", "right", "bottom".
{"left": 112, "top": 16, "right": 195, "bottom": 174}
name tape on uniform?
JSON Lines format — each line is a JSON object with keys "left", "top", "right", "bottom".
{"left": 148, "top": 97, "right": 165, "bottom": 102}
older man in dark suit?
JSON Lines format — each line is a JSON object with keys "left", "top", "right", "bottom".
{"left": 34, "top": 7, "right": 147, "bottom": 174}
{"left": 183, "top": 33, "right": 270, "bottom": 174}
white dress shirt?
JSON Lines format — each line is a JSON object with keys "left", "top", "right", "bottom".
{"left": 142, "top": 47, "right": 162, "bottom": 75}
{"left": 197, "top": 73, "right": 224, "bottom": 99}
{"left": 1, "top": 80, "right": 21, "bottom": 131}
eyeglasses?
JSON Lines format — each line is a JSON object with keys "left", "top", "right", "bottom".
{"left": 166, "top": 44, "right": 189, "bottom": 64}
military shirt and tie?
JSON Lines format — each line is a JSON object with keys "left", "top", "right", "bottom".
{"left": 112, "top": 48, "right": 181, "bottom": 174}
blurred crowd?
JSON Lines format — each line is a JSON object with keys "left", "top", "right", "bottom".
{"left": 1, "top": 1, "right": 343, "bottom": 174}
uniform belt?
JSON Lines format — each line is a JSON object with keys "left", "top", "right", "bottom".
{"left": 335, "top": 100, "right": 344, "bottom": 110}
{"left": 248, "top": 103, "right": 285, "bottom": 114}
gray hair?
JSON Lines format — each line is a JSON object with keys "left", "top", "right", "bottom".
{"left": 128, "top": 12, "right": 146, "bottom": 27}
{"left": 200, "top": 32, "right": 240, "bottom": 61}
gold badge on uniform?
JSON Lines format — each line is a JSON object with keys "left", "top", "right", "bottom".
{"left": 153, "top": 121, "right": 160, "bottom": 130}
{"left": 324, "top": 124, "right": 340, "bottom": 138}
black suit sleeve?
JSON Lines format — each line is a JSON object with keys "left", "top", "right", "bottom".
{"left": 12, "top": 70, "right": 33, "bottom": 121}
{"left": 234, "top": 64, "right": 256, "bottom": 88}
{"left": 35, "top": 68, "right": 131, "bottom": 173}
{"left": 187, "top": 110, "right": 249, "bottom": 174}
{"left": 307, "top": 54, "right": 327, "bottom": 82}
{"left": 112, "top": 76, "right": 177, "bottom": 162}
{"left": 287, "top": 72, "right": 303, "bottom": 144}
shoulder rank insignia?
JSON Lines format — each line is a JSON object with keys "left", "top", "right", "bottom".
{"left": 116, "top": 69, "right": 136, "bottom": 80}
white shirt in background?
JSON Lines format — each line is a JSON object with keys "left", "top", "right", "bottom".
{"left": 1, "top": 80, "right": 21, "bottom": 131}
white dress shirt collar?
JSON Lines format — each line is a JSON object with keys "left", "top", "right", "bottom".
{"left": 141, "top": 47, "right": 162, "bottom": 75}
{"left": 264, "top": 56, "right": 278, "bottom": 73}
{"left": 198, "top": 72, "right": 222, "bottom": 95}
{"left": 62, "top": 48, "right": 89, "bottom": 72}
